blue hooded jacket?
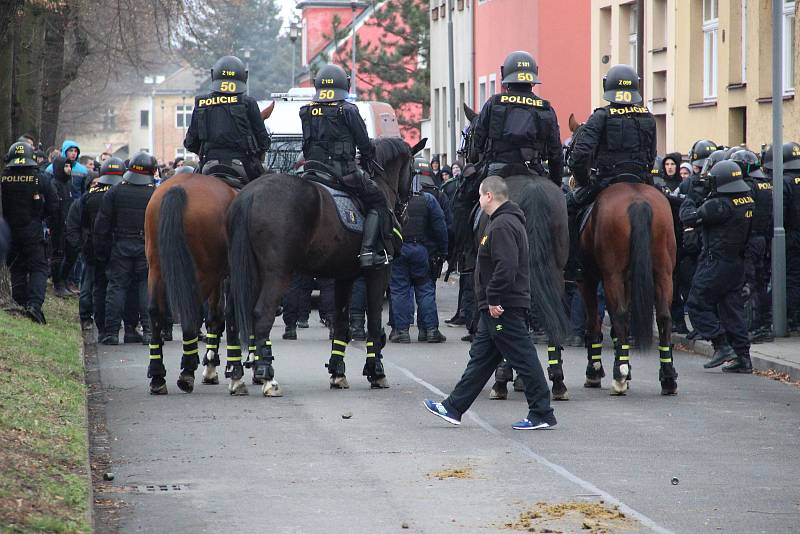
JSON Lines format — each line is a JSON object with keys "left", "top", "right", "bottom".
{"left": 46, "top": 140, "right": 89, "bottom": 200}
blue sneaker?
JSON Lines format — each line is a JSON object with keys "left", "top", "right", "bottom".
{"left": 512, "top": 416, "right": 556, "bottom": 430}
{"left": 423, "top": 399, "right": 461, "bottom": 425}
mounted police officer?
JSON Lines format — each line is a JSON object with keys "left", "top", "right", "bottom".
{"left": 680, "top": 160, "right": 754, "bottom": 373}
{"left": 300, "top": 63, "right": 389, "bottom": 269}
{"left": 471, "top": 51, "right": 563, "bottom": 184}
{"left": 731, "top": 149, "right": 773, "bottom": 342}
{"left": 94, "top": 152, "right": 156, "bottom": 345}
{"left": 1, "top": 142, "right": 58, "bottom": 323}
{"left": 184, "top": 55, "right": 270, "bottom": 184}
{"left": 566, "top": 64, "right": 656, "bottom": 278}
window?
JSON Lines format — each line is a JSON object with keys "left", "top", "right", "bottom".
{"left": 741, "top": 0, "right": 748, "bottom": 82}
{"left": 784, "top": 1, "right": 796, "bottom": 94}
{"left": 140, "top": 110, "right": 149, "bottom": 128}
{"left": 102, "top": 108, "right": 116, "bottom": 130}
{"left": 478, "top": 76, "right": 486, "bottom": 106}
{"left": 434, "top": 88, "right": 440, "bottom": 148}
{"left": 175, "top": 147, "right": 194, "bottom": 161}
{"left": 703, "top": 0, "right": 719, "bottom": 100}
{"left": 628, "top": 4, "right": 638, "bottom": 67}
{"left": 431, "top": 7, "right": 438, "bottom": 21}
{"left": 488, "top": 73, "right": 496, "bottom": 97}
{"left": 175, "top": 104, "right": 193, "bottom": 128}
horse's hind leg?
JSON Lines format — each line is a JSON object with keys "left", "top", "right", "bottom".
{"left": 223, "top": 284, "right": 250, "bottom": 396}
{"left": 201, "top": 285, "right": 224, "bottom": 387}
{"left": 545, "top": 336, "right": 569, "bottom": 400}
{"left": 327, "top": 279, "right": 354, "bottom": 389}
{"left": 581, "top": 274, "right": 605, "bottom": 388}
{"left": 604, "top": 273, "right": 631, "bottom": 396}
{"left": 147, "top": 272, "right": 168, "bottom": 395}
{"left": 655, "top": 270, "right": 678, "bottom": 395}
{"left": 252, "top": 272, "right": 290, "bottom": 397}
{"left": 363, "top": 269, "right": 389, "bottom": 389}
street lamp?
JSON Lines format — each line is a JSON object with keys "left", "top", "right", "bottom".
{"left": 289, "top": 20, "right": 302, "bottom": 88}
{"left": 241, "top": 47, "right": 254, "bottom": 96}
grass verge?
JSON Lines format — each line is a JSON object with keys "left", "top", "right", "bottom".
{"left": 0, "top": 294, "right": 90, "bottom": 533}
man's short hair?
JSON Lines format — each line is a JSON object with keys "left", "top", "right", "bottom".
{"left": 480, "top": 175, "right": 508, "bottom": 201}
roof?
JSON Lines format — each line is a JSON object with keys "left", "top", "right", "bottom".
{"left": 152, "top": 66, "right": 207, "bottom": 95}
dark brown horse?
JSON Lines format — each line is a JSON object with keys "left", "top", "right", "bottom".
{"left": 143, "top": 103, "right": 275, "bottom": 396}
{"left": 567, "top": 114, "right": 678, "bottom": 395}
{"left": 228, "top": 137, "right": 424, "bottom": 395}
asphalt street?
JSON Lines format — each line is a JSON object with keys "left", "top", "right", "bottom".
{"left": 92, "top": 279, "right": 800, "bottom": 534}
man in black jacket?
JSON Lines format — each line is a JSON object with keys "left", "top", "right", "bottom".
{"left": 424, "top": 176, "right": 556, "bottom": 430}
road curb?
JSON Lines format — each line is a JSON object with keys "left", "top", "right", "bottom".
{"left": 672, "top": 332, "right": 800, "bottom": 381}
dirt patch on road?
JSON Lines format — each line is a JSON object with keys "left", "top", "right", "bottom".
{"left": 503, "top": 501, "right": 638, "bottom": 533}
{"left": 753, "top": 369, "right": 800, "bottom": 388}
{"left": 427, "top": 466, "right": 475, "bottom": 480}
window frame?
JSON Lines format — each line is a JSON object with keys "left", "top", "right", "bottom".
{"left": 175, "top": 104, "right": 194, "bottom": 129}
{"left": 741, "top": 0, "right": 748, "bottom": 83}
{"left": 488, "top": 73, "right": 496, "bottom": 97}
{"left": 478, "top": 75, "right": 487, "bottom": 106}
{"left": 628, "top": 3, "right": 638, "bottom": 68}
{"left": 702, "top": 0, "right": 719, "bottom": 101}
{"left": 784, "top": 0, "right": 796, "bottom": 95}
{"left": 140, "top": 109, "right": 149, "bottom": 128}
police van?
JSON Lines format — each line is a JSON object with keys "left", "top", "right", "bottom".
{"left": 258, "top": 87, "right": 401, "bottom": 174}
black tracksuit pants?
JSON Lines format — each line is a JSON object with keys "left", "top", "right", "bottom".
{"left": 444, "top": 308, "right": 553, "bottom": 421}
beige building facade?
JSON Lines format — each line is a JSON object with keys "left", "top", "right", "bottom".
{"left": 592, "top": 0, "right": 799, "bottom": 155}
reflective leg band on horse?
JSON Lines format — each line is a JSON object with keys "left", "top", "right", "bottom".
{"left": 252, "top": 339, "right": 274, "bottom": 381}
{"left": 181, "top": 336, "right": 199, "bottom": 372}
{"left": 585, "top": 339, "right": 605, "bottom": 386}
{"left": 202, "top": 333, "right": 221, "bottom": 367}
{"left": 659, "top": 345, "right": 673, "bottom": 364}
{"left": 613, "top": 343, "right": 632, "bottom": 381}
{"left": 547, "top": 345, "right": 564, "bottom": 380}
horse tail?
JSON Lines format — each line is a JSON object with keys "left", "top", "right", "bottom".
{"left": 527, "top": 182, "right": 570, "bottom": 345}
{"left": 158, "top": 186, "right": 201, "bottom": 334}
{"left": 628, "top": 201, "right": 655, "bottom": 349}
{"left": 227, "top": 191, "right": 257, "bottom": 343}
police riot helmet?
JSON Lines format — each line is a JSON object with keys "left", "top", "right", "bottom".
{"left": 651, "top": 155, "right": 663, "bottom": 178}
{"left": 211, "top": 56, "right": 248, "bottom": 95}
{"left": 500, "top": 51, "right": 540, "bottom": 85}
{"left": 98, "top": 157, "right": 126, "bottom": 185}
{"left": 314, "top": 64, "right": 350, "bottom": 102}
{"left": 602, "top": 64, "right": 642, "bottom": 104}
{"left": 5, "top": 142, "right": 37, "bottom": 168}
{"left": 123, "top": 152, "right": 157, "bottom": 185}
{"left": 709, "top": 160, "right": 750, "bottom": 194}
{"left": 730, "top": 150, "right": 766, "bottom": 179}
{"left": 700, "top": 149, "right": 727, "bottom": 177}
{"left": 173, "top": 165, "right": 196, "bottom": 175}
{"left": 689, "top": 139, "right": 718, "bottom": 168}
{"left": 763, "top": 141, "right": 800, "bottom": 171}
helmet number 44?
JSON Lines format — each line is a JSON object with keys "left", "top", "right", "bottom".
{"left": 220, "top": 81, "right": 237, "bottom": 92}
{"left": 615, "top": 90, "right": 632, "bottom": 102}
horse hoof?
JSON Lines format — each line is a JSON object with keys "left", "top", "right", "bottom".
{"left": 263, "top": 380, "right": 283, "bottom": 397}
{"left": 252, "top": 374, "right": 264, "bottom": 385}
{"left": 330, "top": 375, "right": 350, "bottom": 389}
{"left": 512, "top": 376, "right": 525, "bottom": 392}
{"left": 610, "top": 379, "right": 628, "bottom": 395}
{"left": 149, "top": 381, "right": 168, "bottom": 395}
{"left": 202, "top": 370, "right": 219, "bottom": 385}
{"left": 369, "top": 377, "right": 389, "bottom": 389}
{"left": 176, "top": 374, "right": 195, "bottom": 393}
{"left": 489, "top": 383, "right": 507, "bottom": 400}
{"left": 584, "top": 378, "right": 602, "bottom": 388}
{"left": 228, "top": 380, "right": 249, "bottom": 396}
{"left": 552, "top": 381, "right": 569, "bottom": 401}
{"left": 660, "top": 379, "right": 678, "bottom": 396}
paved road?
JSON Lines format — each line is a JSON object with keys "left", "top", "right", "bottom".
{"left": 92, "top": 280, "right": 800, "bottom": 534}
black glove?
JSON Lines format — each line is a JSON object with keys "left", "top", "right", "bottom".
{"left": 429, "top": 254, "right": 445, "bottom": 280}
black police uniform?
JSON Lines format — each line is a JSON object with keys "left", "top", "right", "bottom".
{"left": 183, "top": 92, "right": 270, "bottom": 182}
{"left": 783, "top": 169, "right": 800, "bottom": 326}
{"left": 1, "top": 161, "right": 58, "bottom": 321}
{"left": 680, "top": 163, "right": 753, "bottom": 370}
{"left": 472, "top": 89, "right": 563, "bottom": 184}
{"left": 93, "top": 175, "right": 155, "bottom": 342}
{"left": 743, "top": 170, "right": 773, "bottom": 336}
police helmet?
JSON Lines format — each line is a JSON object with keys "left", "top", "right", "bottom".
{"left": 651, "top": 155, "right": 663, "bottom": 177}
{"left": 689, "top": 139, "right": 718, "bottom": 168}
{"left": 211, "top": 56, "right": 247, "bottom": 95}
{"left": 5, "top": 142, "right": 37, "bottom": 168}
{"left": 709, "top": 160, "right": 750, "bottom": 194}
{"left": 700, "top": 149, "right": 727, "bottom": 177}
{"left": 173, "top": 165, "right": 196, "bottom": 175}
{"left": 412, "top": 156, "right": 432, "bottom": 177}
{"left": 763, "top": 141, "right": 800, "bottom": 171}
{"left": 314, "top": 64, "right": 350, "bottom": 102}
{"left": 98, "top": 157, "right": 126, "bottom": 185}
{"left": 602, "top": 64, "right": 642, "bottom": 104}
{"left": 730, "top": 150, "right": 766, "bottom": 179}
{"left": 500, "top": 51, "right": 540, "bottom": 85}
{"left": 123, "top": 152, "right": 157, "bottom": 185}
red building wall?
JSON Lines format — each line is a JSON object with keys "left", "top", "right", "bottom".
{"left": 473, "top": 0, "right": 590, "bottom": 142}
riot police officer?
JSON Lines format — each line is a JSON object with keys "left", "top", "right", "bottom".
{"left": 184, "top": 55, "right": 270, "bottom": 183}
{"left": 680, "top": 160, "right": 754, "bottom": 373}
{"left": 93, "top": 152, "right": 156, "bottom": 345}
{"left": 731, "top": 149, "right": 773, "bottom": 341}
{"left": 1, "top": 142, "right": 58, "bottom": 323}
{"left": 471, "top": 51, "right": 563, "bottom": 184}
{"left": 300, "top": 63, "right": 389, "bottom": 269}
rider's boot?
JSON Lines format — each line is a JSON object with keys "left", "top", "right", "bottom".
{"left": 359, "top": 209, "right": 390, "bottom": 269}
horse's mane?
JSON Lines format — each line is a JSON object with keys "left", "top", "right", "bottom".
{"left": 373, "top": 137, "right": 410, "bottom": 167}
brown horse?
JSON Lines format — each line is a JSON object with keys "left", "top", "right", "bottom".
{"left": 143, "top": 102, "right": 275, "bottom": 396}
{"left": 567, "top": 114, "right": 678, "bottom": 396}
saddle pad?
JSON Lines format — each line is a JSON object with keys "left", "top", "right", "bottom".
{"left": 314, "top": 182, "right": 364, "bottom": 233}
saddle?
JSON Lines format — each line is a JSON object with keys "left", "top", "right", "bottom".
{"left": 201, "top": 160, "right": 247, "bottom": 190}
{"left": 577, "top": 173, "right": 644, "bottom": 235}
{"left": 302, "top": 170, "right": 365, "bottom": 233}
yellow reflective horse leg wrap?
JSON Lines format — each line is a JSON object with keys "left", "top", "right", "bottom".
{"left": 205, "top": 333, "right": 219, "bottom": 351}
{"left": 248, "top": 335, "right": 256, "bottom": 353}
{"left": 547, "top": 345, "right": 562, "bottom": 366}
{"left": 331, "top": 338, "right": 348, "bottom": 358}
{"left": 589, "top": 342, "right": 602, "bottom": 361}
{"left": 366, "top": 340, "right": 376, "bottom": 358}
{"left": 149, "top": 343, "right": 163, "bottom": 360}
{"left": 659, "top": 345, "right": 673, "bottom": 363}
{"left": 183, "top": 336, "right": 199, "bottom": 356}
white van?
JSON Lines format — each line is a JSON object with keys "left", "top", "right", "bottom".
{"left": 258, "top": 87, "right": 401, "bottom": 173}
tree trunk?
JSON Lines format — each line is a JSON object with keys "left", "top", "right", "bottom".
{"left": 40, "top": 6, "right": 68, "bottom": 151}
{"left": 11, "top": 0, "right": 48, "bottom": 147}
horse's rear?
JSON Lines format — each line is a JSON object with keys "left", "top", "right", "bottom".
{"left": 144, "top": 173, "right": 238, "bottom": 395}
{"left": 581, "top": 182, "right": 677, "bottom": 395}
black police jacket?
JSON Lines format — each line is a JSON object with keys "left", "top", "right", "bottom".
{"left": 783, "top": 172, "right": 800, "bottom": 237}
{"left": 1, "top": 167, "right": 58, "bottom": 229}
{"left": 300, "top": 100, "right": 375, "bottom": 178}
{"left": 568, "top": 104, "right": 656, "bottom": 185}
{"left": 472, "top": 91, "right": 563, "bottom": 180}
{"left": 93, "top": 181, "right": 155, "bottom": 261}
{"left": 184, "top": 92, "right": 270, "bottom": 161}
{"left": 745, "top": 177, "right": 773, "bottom": 238}
{"left": 680, "top": 193, "right": 753, "bottom": 261}
{"left": 80, "top": 183, "right": 113, "bottom": 261}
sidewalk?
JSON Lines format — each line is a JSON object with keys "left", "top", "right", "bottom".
{"left": 673, "top": 331, "right": 800, "bottom": 381}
